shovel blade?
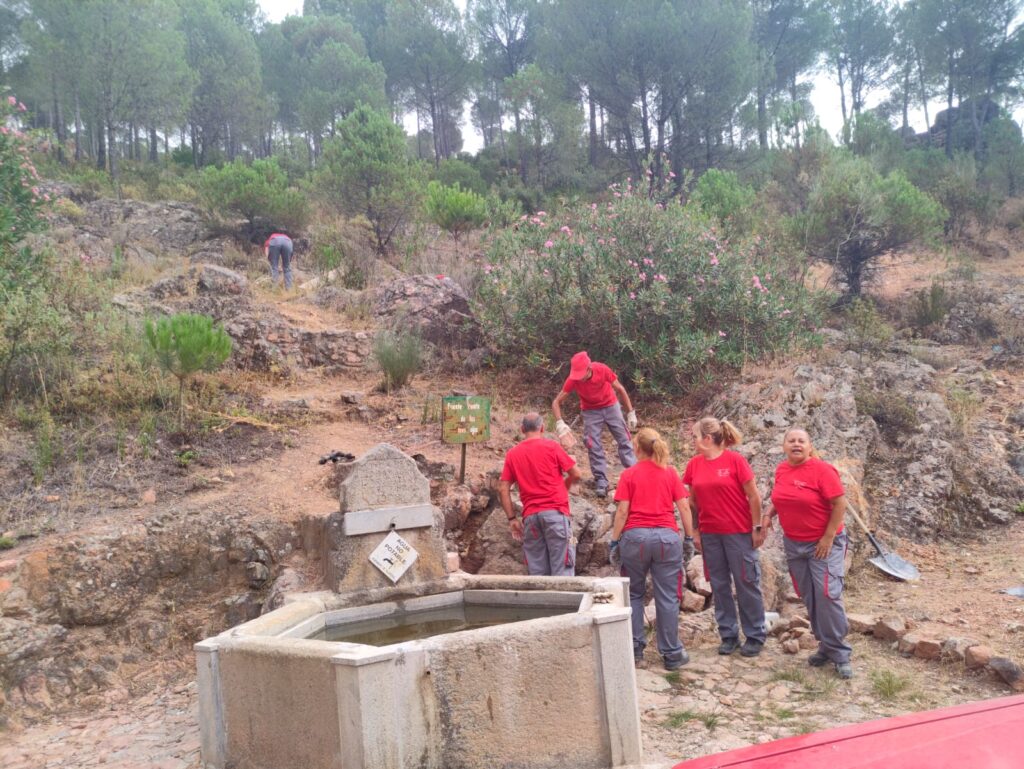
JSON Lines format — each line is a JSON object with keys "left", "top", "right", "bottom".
{"left": 1001, "top": 586, "right": 1024, "bottom": 598}
{"left": 869, "top": 553, "right": 920, "bottom": 582}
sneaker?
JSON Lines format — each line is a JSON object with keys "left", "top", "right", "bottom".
{"left": 634, "top": 657, "right": 649, "bottom": 670}
{"left": 718, "top": 638, "right": 740, "bottom": 655}
{"left": 807, "top": 650, "right": 830, "bottom": 667}
{"left": 835, "top": 662, "right": 854, "bottom": 679}
{"left": 664, "top": 651, "right": 690, "bottom": 671}
{"left": 739, "top": 639, "right": 764, "bottom": 658}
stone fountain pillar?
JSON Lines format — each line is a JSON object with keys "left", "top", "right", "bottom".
{"left": 324, "top": 443, "right": 447, "bottom": 593}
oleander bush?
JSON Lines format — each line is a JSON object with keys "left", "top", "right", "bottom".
{"left": 476, "top": 184, "right": 821, "bottom": 395}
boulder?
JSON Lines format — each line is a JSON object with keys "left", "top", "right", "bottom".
{"left": 965, "top": 645, "right": 993, "bottom": 670}
{"left": 989, "top": 657, "right": 1024, "bottom": 692}
{"left": 681, "top": 590, "right": 705, "bottom": 613}
{"left": 848, "top": 614, "right": 877, "bottom": 633}
{"left": 197, "top": 264, "right": 248, "bottom": 295}
{"left": 913, "top": 638, "right": 943, "bottom": 660}
{"left": 941, "top": 636, "right": 978, "bottom": 662}
{"left": 874, "top": 616, "right": 907, "bottom": 641}
{"left": 374, "top": 274, "right": 480, "bottom": 348}
{"left": 441, "top": 486, "right": 474, "bottom": 531}
{"left": 898, "top": 632, "right": 920, "bottom": 656}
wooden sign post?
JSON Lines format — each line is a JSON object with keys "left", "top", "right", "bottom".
{"left": 441, "top": 395, "right": 492, "bottom": 484}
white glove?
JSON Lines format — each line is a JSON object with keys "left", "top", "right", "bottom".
{"left": 626, "top": 410, "right": 638, "bottom": 430}
{"left": 555, "top": 419, "right": 571, "bottom": 437}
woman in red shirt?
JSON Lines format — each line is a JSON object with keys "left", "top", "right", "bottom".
{"left": 611, "top": 428, "right": 694, "bottom": 670}
{"left": 769, "top": 427, "right": 853, "bottom": 679}
{"left": 683, "top": 417, "right": 767, "bottom": 657}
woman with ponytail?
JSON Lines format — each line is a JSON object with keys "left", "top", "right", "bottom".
{"left": 611, "top": 428, "right": 695, "bottom": 670}
{"left": 683, "top": 417, "right": 767, "bottom": 657}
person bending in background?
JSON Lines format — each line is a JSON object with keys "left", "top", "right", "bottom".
{"left": 499, "top": 412, "right": 582, "bottom": 576}
{"left": 611, "top": 427, "right": 695, "bottom": 670}
{"left": 683, "top": 417, "right": 767, "bottom": 658}
{"left": 768, "top": 427, "right": 853, "bottom": 679}
{"left": 264, "top": 231, "right": 294, "bottom": 290}
{"left": 552, "top": 351, "right": 637, "bottom": 498}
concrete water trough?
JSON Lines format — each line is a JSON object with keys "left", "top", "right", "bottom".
{"left": 196, "top": 574, "right": 643, "bottom": 769}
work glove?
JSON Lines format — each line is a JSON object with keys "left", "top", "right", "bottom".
{"left": 609, "top": 539, "right": 621, "bottom": 567}
{"left": 626, "top": 410, "right": 638, "bottom": 431}
{"left": 555, "top": 419, "right": 576, "bottom": 448}
{"left": 682, "top": 536, "right": 696, "bottom": 565}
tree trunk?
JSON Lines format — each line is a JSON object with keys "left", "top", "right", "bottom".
{"left": 945, "top": 51, "right": 955, "bottom": 159}
{"left": 915, "top": 52, "right": 931, "bottom": 145}
{"left": 74, "top": 90, "right": 83, "bottom": 162}
{"left": 149, "top": 126, "right": 159, "bottom": 162}
{"left": 836, "top": 58, "right": 848, "bottom": 144}
{"left": 588, "top": 90, "right": 598, "bottom": 166}
{"left": 96, "top": 114, "right": 107, "bottom": 171}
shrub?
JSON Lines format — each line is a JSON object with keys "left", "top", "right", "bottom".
{"left": 945, "top": 387, "right": 981, "bottom": 437}
{"left": 199, "top": 158, "right": 309, "bottom": 233}
{"left": 931, "top": 154, "right": 996, "bottom": 239}
{"left": 372, "top": 330, "right": 423, "bottom": 394}
{"left": 476, "top": 189, "right": 820, "bottom": 395}
{"left": 910, "top": 281, "right": 953, "bottom": 334}
{"left": 844, "top": 298, "right": 893, "bottom": 354}
{"left": 854, "top": 386, "right": 919, "bottom": 444}
{"left": 317, "top": 106, "right": 425, "bottom": 255}
{"left": 0, "top": 536, "right": 14, "bottom": 549}
{"left": 424, "top": 181, "right": 488, "bottom": 246}
{"left": 432, "top": 158, "right": 488, "bottom": 196}
{"left": 688, "top": 169, "right": 757, "bottom": 239}
{"left": 796, "top": 153, "right": 944, "bottom": 297}
{"left": 144, "top": 313, "right": 233, "bottom": 427}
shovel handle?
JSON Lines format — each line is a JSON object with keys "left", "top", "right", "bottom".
{"left": 845, "top": 503, "right": 887, "bottom": 558}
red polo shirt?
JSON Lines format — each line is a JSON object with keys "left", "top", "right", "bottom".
{"left": 562, "top": 362, "right": 618, "bottom": 410}
{"left": 614, "top": 460, "right": 688, "bottom": 532}
{"left": 771, "top": 458, "right": 845, "bottom": 542}
{"left": 683, "top": 450, "right": 756, "bottom": 534}
{"left": 500, "top": 437, "right": 576, "bottom": 518}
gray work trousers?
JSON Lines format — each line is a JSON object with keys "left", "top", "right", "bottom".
{"left": 702, "top": 532, "right": 767, "bottom": 644}
{"left": 619, "top": 527, "right": 685, "bottom": 665}
{"left": 522, "top": 510, "right": 575, "bottom": 576}
{"left": 582, "top": 403, "right": 636, "bottom": 491}
{"left": 784, "top": 531, "right": 852, "bottom": 664}
{"left": 268, "top": 239, "right": 293, "bottom": 288}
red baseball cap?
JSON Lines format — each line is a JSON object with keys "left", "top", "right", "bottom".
{"left": 569, "top": 351, "right": 591, "bottom": 380}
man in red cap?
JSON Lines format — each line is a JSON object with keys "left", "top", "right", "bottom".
{"left": 552, "top": 351, "right": 637, "bottom": 498}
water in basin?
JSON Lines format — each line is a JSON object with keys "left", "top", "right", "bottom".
{"left": 308, "top": 602, "right": 575, "bottom": 645}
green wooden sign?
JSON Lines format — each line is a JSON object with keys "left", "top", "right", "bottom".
{"left": 442, "top": 396, "right": 491, "bottom": 444}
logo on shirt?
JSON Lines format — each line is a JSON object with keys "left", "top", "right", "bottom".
{"left": 716, "top": 469, "right": 731, "bottom": 477}
{"left": 793, "top": 480, "right": 808, "bottom": 489}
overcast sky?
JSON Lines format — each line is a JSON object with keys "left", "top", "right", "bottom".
{"left": 256, "top": 0, "right": 931, "bottom": 152}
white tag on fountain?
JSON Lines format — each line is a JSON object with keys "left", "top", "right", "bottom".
{"left": 369, "top": 531, "right": 419, "bottom": 583}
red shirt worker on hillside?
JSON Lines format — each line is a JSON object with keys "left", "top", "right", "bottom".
{"left": 499, "top": 412, "right": 582, "bottom": 576}
{"left": 552, "top": 351, "right": 637, "bottom": 498}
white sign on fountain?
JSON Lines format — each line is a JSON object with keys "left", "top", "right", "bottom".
{"left": 369, "top": 531, "right": 418, "bottom": 583}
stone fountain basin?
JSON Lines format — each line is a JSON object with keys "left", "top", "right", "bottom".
{"left": 196, "top": 574, "right": 642, "bottom": 769}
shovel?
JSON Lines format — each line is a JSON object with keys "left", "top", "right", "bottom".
{"left": 846, "top": 504, "right": 920, "bottom": 582}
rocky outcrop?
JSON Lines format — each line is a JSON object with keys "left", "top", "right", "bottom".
{"left": 0, "top": 508, "right": 294, "bottom": 723}
{"left": 115, "top": 266, "right": 372, "bottom": 374}
{"left": 374, "top": 274, "right": 480, "bottom": 348}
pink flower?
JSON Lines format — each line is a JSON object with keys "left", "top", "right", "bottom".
{"left": 544, "top": 240, "right": 554, "bottom": 248}
{"left": 669, "top": 171, "right": 676, "bottom": 178}
{"left": 591, "top": 203, "right": 598, "bottom": 211}
{"left": 560, "top": 225, "right": 571, "bottom": 234}
{"left": 543, "top": 268, "right": 550, "bottom": 275}
{"left": 643, "top": 258, "right": 653, "bottom": 266}
{"left": 780, "top": 309, "right": 792, "bottom": 316}
{"left": 629, "top": 292, "right": 636, "bottom": 299}
{"left": 718, "top": 330, "right": 726, "bottom": 337}
{"left": 537, "top": 211, "right": 547, "bottom": 216}
{"left": 639, "top": 273, "right": 647, "bottom": 282}
{"left": 0, "top": 126, "right": 7, "bottom": 135}
{"left": 6, "top": 96, "right": 14, "bottom": 106}
{"left": 530, "top": 216, "right": 541, "bottom": 224}
{"left": 597, "top": 238, "right": 605, "bottom": 245}
{"left": 710, "top": 256, "right": 719, "bottom": 266}
{"left": 707, "top": 349, "right": 715, "bottom": 356}
{"left": 17, "top": 102, "right": 26, "bottom": 112}
{"left": 42, "top": 194, "right": 50, "bottom": 201}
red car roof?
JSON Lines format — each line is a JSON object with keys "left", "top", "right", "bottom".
{"left": 673, "top": 694, "right": 1024, "bottom": 769}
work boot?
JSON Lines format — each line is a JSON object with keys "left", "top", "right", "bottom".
{"left": 835, "top": 662, "right": 854, "bottom": 679}
{"left": 595, "top": 486, "right": 608, "bottom": 499}
{"left": 807, "top": 650, "right": 830, "bottom": 667}
{"left": 718, "top": 638, "right": 740, "bottom": 655}
{"left": 634, "top": 656, "right": 649, "bottom": 670}
{"left": 664, "top": 650, "right": 690, "bottom": 671}
{"left": 739, "top": 639, "right": 764, "bottom": 657}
